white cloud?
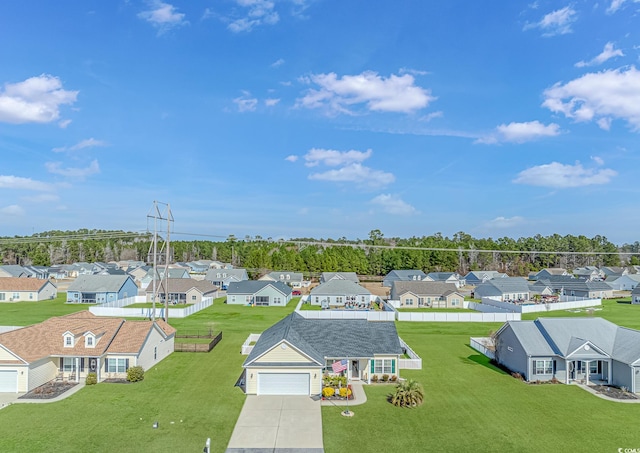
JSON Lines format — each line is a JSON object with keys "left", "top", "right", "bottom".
{"left": 484, "top": 216, "right": 525, "bottom": 228}
{"left": 271, "top": 58, "right": 285, "bottom": 68}
{"left": 45, "top": 159, "right": 100, "bottom": 179}
{"left": 0, "top": 205, "right": 25, "bottom": 216}
{"left": 575, "top": 42, "right": 624, "bottom": 67}
{"left": 53, "top": 138, "right": 107, "bottom": 153}
{"left": 233, "top": 91, "right": 258, "bottom": 112}
{"left": 264, "top": 98, "right": 280, "bottom": 107}
{"left": 309, "top": 163, "right": 395, "bottom": 189}
{"left": 285, "top": 155, "right": 298, "bottom": 162}
{"left": 0, "top": 74, "right": 78, "bottom": 124}
{"left": 58, "top": 119, "right": 72, "bottom": 128}
{"left": 542, "top": 66, "right": 640, "bottom": 130}
{"left": 476, "top": 121, "right": 561, "bottom": 144}
{"left": 138, "top": 1, "right": 188, "bottom": 34}
{"left": 296, "top": 71, "right": 435, "bottom": 114}
{"left": 370, "top": 194, "right": 417, "bottom": 215}
{"left": 524, "top": 6, "right": 577, "bottom": 36}
{"left": 607, "top": 0, "right": 640, "bottom": 14}
{"left": 22, "top": 193, "right": 60, "bottom": 203}
{"left": 591, "top": 155, "right": 605, "bottom": 165}
{"left": 228, "top": 0, "right": 279, "bottom": 32}
{"left": 303, "top": 148, "right": 372, "bottom": 167}
{"left": 513, "top": 161, "right": 617, "bottom": 188}
{"left": 0, "top": 175, "right": 55, "bottom": 192}
{"left": 420, "top": 111, "right": 443, "bottom": 122}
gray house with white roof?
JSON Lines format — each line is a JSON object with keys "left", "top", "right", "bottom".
{"left": 242, "top": 312, "right": 402, "bottom": 395}
{"left": 66, "top": 275, "right": 138, "bottom": 304}
{"left": 494, "top": 318, "right": 640, "bottom": 392}
{"left": 473, "top": 277, "right": 531, "bottom": 302}
{"left": 310, "top": 280, "right": 371, "bottom": 308}
{"left": 226, "top": 281, "right": 292, "bottom": 306}
{"left": 205, "top": 268, "right": 248, "bottom": 290}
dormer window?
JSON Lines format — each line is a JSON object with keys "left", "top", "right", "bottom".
{"left": 85, "top": 334, "right": 95, "bottom": 348}
{"left": 64, "top": 334, "right": 74, "bottom": 348}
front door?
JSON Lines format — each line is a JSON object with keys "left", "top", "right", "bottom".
{"left": 351, "top": 360, "right": 359, "bottom": 380}
{"left": 89, "top": 357, "right": 97, "bottom": 372}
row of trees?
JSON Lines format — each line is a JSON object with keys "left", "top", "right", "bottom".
{"left": 0, "top": 229, "right": 631, "bottom": 278}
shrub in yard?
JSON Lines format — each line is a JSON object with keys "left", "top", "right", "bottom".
{"left": 85, "top": 372, "right": 97, "bottom": 385}
{"left": 511, "top": 372, "right": 523, "bottom": 381}
{"left": 339, "top": 387, "right": 352, "bottom": 398}
{"left": 390, "top": 375, "right": 398, "bottom": 382}
{"left": 389, "top": 379, "right": 424, "bottom": 408}
{"left": 126, "top": 366, "right": 145, "bottom": 383}
{"left": 371, "top": 375, "right": 378, "bottom": 383}
{"left": 381, "top": 374, "right": 389, "bottom": 382}
{"left": 322, "top": 387, "right": 335, "bottom": 398}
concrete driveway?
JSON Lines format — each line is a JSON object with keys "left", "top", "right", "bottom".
{"left": 226, "top": 395, "right": 324, "bottom": 452}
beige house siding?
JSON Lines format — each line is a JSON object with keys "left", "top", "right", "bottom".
{"left": 185, "top": 288, "right": 203, "bottom": 304}
{"left": 369, "top": 355, "right": 400, "bottom": 380}
{"left": 137, "top": 328, "right": 175, "bottom": 371}
{"left": 102, "top": 354, "right": 137, "bottom": 380}
{"left": 0, "top": 346, "right": 21, "bottom": 361}
{"left": 38, "top": 282, "right": 57, "bottom": 300}
{"left": 28, "top": 358, "right": 58, "bottom": 390}
{"left": 259, "top": 342, "right": 312, "bottom": 363}
{"left": 399, "top": 293, "right": 419, "bottom": 307}
{"left": 245, "top": 367, "right": 321, "bottom": 395}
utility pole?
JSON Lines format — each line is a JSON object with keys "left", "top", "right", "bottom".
{"left": 147, "top": 201, "right": 174, "bottom": 323}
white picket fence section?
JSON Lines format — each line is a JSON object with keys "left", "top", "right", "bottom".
{"left": 241, "top": 333, "right": 262, "bottom": 355}
{"left": 89, "top": 297, "right": 214, "bottom": 318}
{"left": 398, "top": 337, "right": 422, "bottom": 369}
{"left": 470, "top": 337, "right": 495, "bottom": 359}
{"left": 481, "top": 296, "right": 602, "bottom": 314}
{"left": 396, "top": 311, "right": 520, "bottom": 322}
{"left": 295, "top": 309, "right": 396, "bottom": 321}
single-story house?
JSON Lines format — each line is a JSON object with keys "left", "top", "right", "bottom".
{"left": 242, "top": 312, "right": 402, "bottom": 395}
{"left": 605, "top": 274, "right": 640, "bottom": 291}
{"left": 382, "top": 269, "right": 427, "bottom": 287}
{"left": 572, "top": 266, "right": 603, "bottom": 281}
{"left": 127, "top": 265, "right": 152, "bottom": 282}
{"left": 226, "top": 281, "right": 292, "bottom": 306}
{"left": 463, "top": 271, "right": 508, "bottom": 285}
{"left": 390, "top": 281, "right": 464, "bottom": 308}
{"left": 0, "top": 265, "right": 29, "bottom": 278}
{"left": 0, "top": 311, "right": 175, "bottom": 393}
{"left": 259, "top": 271, "right": 304, "bottom": 288}
{"left": 319, "top": 272, "right": 359, "bottom": 284}
{"left": 539, "top": 278, "right": 614, "bottom": 299}
{"left": 66, "top": 275, "right": 139, "bottom": 304}
{"left": 473, "top": 277, "right": 531, "bottom": 302}
{"left": 205, "top": 268, "right": 249, "bottom": 290}
{"left": 140, "top": 267, "right": 191, "bottom": 290}
{"left": 601, "top": 266, "right": 629, "bottom": 278}
{"left": 424, "top": 272, "right": 465, "bottom": 288}
{"left": 309, "top": 280, "right": 371, "bottom": 308}
{"left": 631, "top": 285, "right": 640, "bottom": 304}
{"left": 528, "top": 268, "right": 568, "bottom": 281}
{"left": 493, "top": 317, "right": 640, "bottom": 391}
{"left": 0, "top": 277, "right": 57, "bottom": 302}
{"left": 149, "top": 278, "right": 218, "bottom": 304}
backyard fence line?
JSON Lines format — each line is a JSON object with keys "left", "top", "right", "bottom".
{"left": 480, "top": 297, "right": 602, "bottom": 314}
{"left": 470, "top": 337, "right": 495, "bottom": 360}
{"left": 174, "top": 331, "right": 223, "bottom": 353}
{"left": 89, "top": 297, "right": 213, "bottom": 318}
{"left": 396, "top": 312, "right": 521, "bottom": 322}
{"left": 241, "top": 333, "right": 262, "bottom": 355}
{"left": 295, "top": 310, "right": 396, "bottom": 321}
{"left": 398, "top": 336, "right": 422, "bottom": 369}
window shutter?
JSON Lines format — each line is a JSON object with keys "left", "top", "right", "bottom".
{"left": 125, "top": 359, "right": 130, "bottom": 370}
{"left": 370, "top": 360, "right": 375, "bottom": 374}
{"left": 80, "top": 358, "right": 85, "bottom": 371}
{"left": 60, "top": 357, "right": 64, "bottom": 369}
{"left": 105, "top": 358, "right": 109, "bottom": 371}
{"left": 391, "top": 359, "right": 395, "bottom": 374}
{"left": 532, "top": 360, "right": 537, "bottom": 375}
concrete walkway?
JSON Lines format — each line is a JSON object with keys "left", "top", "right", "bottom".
{"left": 574, "top": 383, "right": 640, "bottom": 403}
{"left": 0, "top": 382, "right": 85, "bottom": 410}
{"left": 226, "top": 395, "right": 324, "bottom": 453}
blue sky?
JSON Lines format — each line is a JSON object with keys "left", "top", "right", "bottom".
{"left": 1, "top": 1, "right": 640, "bottom": 244}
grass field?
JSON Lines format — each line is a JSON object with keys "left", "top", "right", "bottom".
{"left": 1, "top": 296, "right": 640, "bottom": 452}
{"left": 0, "top": 294, "right": 94, "bottom": 326}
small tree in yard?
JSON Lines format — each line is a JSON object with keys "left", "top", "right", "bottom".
{"left": 389, "top": 379, "right": 424, "bottom": 408}
{"left": 126, "top": 366, "right": 145, "bottom": 382}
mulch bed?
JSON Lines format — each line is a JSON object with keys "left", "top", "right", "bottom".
{"left": 102, "top": 378, "right": 130, "bottom": 384}
{"left": 19, "top": 381, "right": 78, "bottom": 400}
{"left": 589, "top": 384, "right": 639, "bottom": 400}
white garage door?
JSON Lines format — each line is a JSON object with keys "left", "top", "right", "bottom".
{"left": 257, "top": 373, "right": 310, "bottom": 395}
{"left": 0, "top": 370, "right": 18, "bottom": 393}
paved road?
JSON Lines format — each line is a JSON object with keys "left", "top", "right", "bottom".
{"left": 226, "top": 395, "right": 324, "bottom": 453}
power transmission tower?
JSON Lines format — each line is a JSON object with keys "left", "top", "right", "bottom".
{"left": 147, "top": 201, "right": 174, "bottom": 323}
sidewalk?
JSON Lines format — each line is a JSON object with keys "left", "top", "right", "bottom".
{"left": 0, "top": 382, "right": 85, "bottom": 409}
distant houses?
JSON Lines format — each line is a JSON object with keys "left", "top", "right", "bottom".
{"left": 66, "top": 275, "right": 138, "bottom": 304}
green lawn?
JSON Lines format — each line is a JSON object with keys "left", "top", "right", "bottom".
{"left": 299, "top": 303, "right": 321, "bottom": 310}
{"left": 0, "top": 293, "right": 94, "bottom": 325}
{"left": 2, "top": 295, "right": 640, "bottom": 452}
{"left": 522, "top": 298, "right": 640, "bottom": 329}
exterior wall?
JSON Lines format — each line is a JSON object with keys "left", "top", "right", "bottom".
{"left": 0, "top": 287, "right": 56, "bottom": 302}
{"left": 310, "top": 292, "right": 370, "bottom": 307}
{"left": 254, "top": 286, "right": 287, "bottom": 306}
{"left": 137, "top": 329, "right": 174, "bottom": 371}
{"left": 28, "top": 357, "right": 58, "bottom": 390}
{"left": 259, "top": 343, "right": 311, "bottom": 363}
{"left": 399, "top": 293, "right": 419, "bottom": 307}
{"left": 39, "top": 282, "right": 57, "bottom": 300}
{"left": 102, "top": 354, "right": 137, "bottom": 380}
{"left": 244, "top": 367, "right": 321, "bottom": 395}
{"left": 368, "top": 355, "right": 399, "bottom": 380}
{"left": 495, "top": 326, "right": 530, "bottom": 379}
{"left": 0, "top": 346, "right": 20, "bottom": 361}
{"left": 118, "top": 278, "right": 138, "bottom": 300}
{"left": 185, "top": 288, "right": 203, "bottom": 304}
{"left": 611, "top": 360, "right": 634, "bottom": 392}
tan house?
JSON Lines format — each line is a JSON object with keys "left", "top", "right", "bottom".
{"left": 391, "top": 281, "right": 464, "bottom": 308}
{"left": 148, "top": 278, "right": 218, "bottom": 304}
{"left": 0, "top": 277, "right": 57, "bottom": 302}
{"left": 0, "top": 311, "right": 175, "bottom": 393}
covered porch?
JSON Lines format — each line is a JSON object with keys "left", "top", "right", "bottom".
{"left": 565, "top": 358, "right": 611, "bottom": 386}
{"left": 56, "top": 356, "right": 102, "bottom": 383}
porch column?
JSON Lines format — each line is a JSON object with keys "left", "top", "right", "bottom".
{"left": 608, "top": 360, "right": 611, "bottom": 385}
{"left": 565, "top": 359, "right": 569, "bottom": 384}
{"left": 585, "top": 360, "right": 590, "bottom": 386}
{"left": 75, "top": 357, "right": 79, "bottom": 382}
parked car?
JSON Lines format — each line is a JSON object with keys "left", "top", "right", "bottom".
{"left": 292, "top": 290, "right": 301, "bottom": 296}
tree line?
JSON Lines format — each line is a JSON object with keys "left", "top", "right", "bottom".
{"left": 1, "top": 229, "right": 636, "bottom": 278}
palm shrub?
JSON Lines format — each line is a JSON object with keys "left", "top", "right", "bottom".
{"left": 389, "top": 379, "right": 424, "bottom": 408}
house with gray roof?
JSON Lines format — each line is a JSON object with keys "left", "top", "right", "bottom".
{"left": 242, "top": 312, "right": 403, "bottom": 395}
{"left": 205, "top": 268, "right": 248, "bottom": 290}
{"left": 140, "top": 267, "right": 191, "bottom": 290}
{"left": 226, "top": 281, "right": 292, "bottom": 306}
{"left": 309, "top": 280, "right": 371, "bottom": 309}
{"left": 390, "top": 281, "right": 464, "bottom": 308}
{"left": 259, "top": 271, "right": 304, "bottom": 288}
{"left": 319, "top": 272, "right": 359, "bottom": 284}
{"left": 494, "top": 317, "right": 640, "bottom": 392}
{"left": 538, "top": 278, "right": 614, "bottom": 299}
{"left": 424, "top": 272, "right": 465, "bottom": 288}
{"left": 529, "top": 268, "right": 568, "bottom": 281}
{"left": 66, "top": 275, "right": 138, "bottom": 304}
{"left": 631, "top": 285, "right": 640, "bottom": 304}
{"left": 473, "top": 277, "right": 531, "bottom": 302}
{"left": 382, "top": 269, "right": 427, "bottom": 287}
{"left": 463, "top": 270, "right": 508, "bottom": 285}
{"left": 605, "top": 274, "right": 640, "bottom": 291}
{"left": 0, "top": 265, "right": 29, "bottom": 278}
{"left": 572, "top": 266, "right": 603, "bottom": 281}
{"left": 150, "top": 278, "right": 218, "bottom": 304}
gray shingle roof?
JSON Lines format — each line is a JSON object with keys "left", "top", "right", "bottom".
{"left": 320, "top": 272, "right": 359, "bottom": 283}
{"left": 310, "top": 280, "right": 370, "bottom": 296}
{"left": 392, "top": 281, "right": 458, "bottom": 296}
{"left": 227, "top": 280, "right": 292, "bottom": 295}
{"left": 67, "top": 275, "right": 133, "bottom": 293}
{"left": 385, "top": 269, "right": 427, "bottom": 280}
{"left": 475, "top": 277, "right": 530, "bottom": 294}
{"left": 244, "top": 312, "right": 402, "bottom": 367}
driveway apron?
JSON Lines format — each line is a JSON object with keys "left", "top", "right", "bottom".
{"left": 226, "top": 395, "right": 324, "bottom": 453}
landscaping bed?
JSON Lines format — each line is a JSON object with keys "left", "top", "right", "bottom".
{"left": 589, "top": 384, "right": 639, "bottom": 400}
{"left": 19, "top": 381, "right": 77, "bottom": 400}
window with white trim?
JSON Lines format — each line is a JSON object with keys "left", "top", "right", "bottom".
{"left": 85, "top": 335, "right": 94, "bottom": 348}
{"left": 106, "top": 358, "right": 129, "bottom": 373}
{"left": 452, "top": 298, "right": 460, "bottom": 306}
{"left": 533, "top": 359, "right": 553, "bottom": 375}
{"left": 374, "top": 359, "right": 394, "bottom": 374}
{"left": 336, "top": 296, "right": 343, "bottom": 304}
{"left": 404, "top": 298, "right": 413, "bottom": 306}
{"left": 64, "top": 335, "right": 74, "bottom": 347}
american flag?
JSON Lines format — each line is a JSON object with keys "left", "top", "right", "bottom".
{"left": 331, "top": 359, "right": 348, "bottom": 373}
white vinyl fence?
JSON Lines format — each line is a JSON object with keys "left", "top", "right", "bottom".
{"left": 90, "top": 297, "right": 213, "bottom": 318}
{"left": 295, "top": 309, "right": 396, "bottom": 321}
{"left": 481, "top": 296, "right": 602, "bottom": 314}
{"left": 398, "top": 337, "right": 422, "bottom": 370}
{"left": 396, "top": 311, "right": 520, "bottom": 322}
{"left": 241, "top": 333, "right": 261, "bottom": 355}
{"left": 470, "top": 337, "right": 495, "bottom": 360}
